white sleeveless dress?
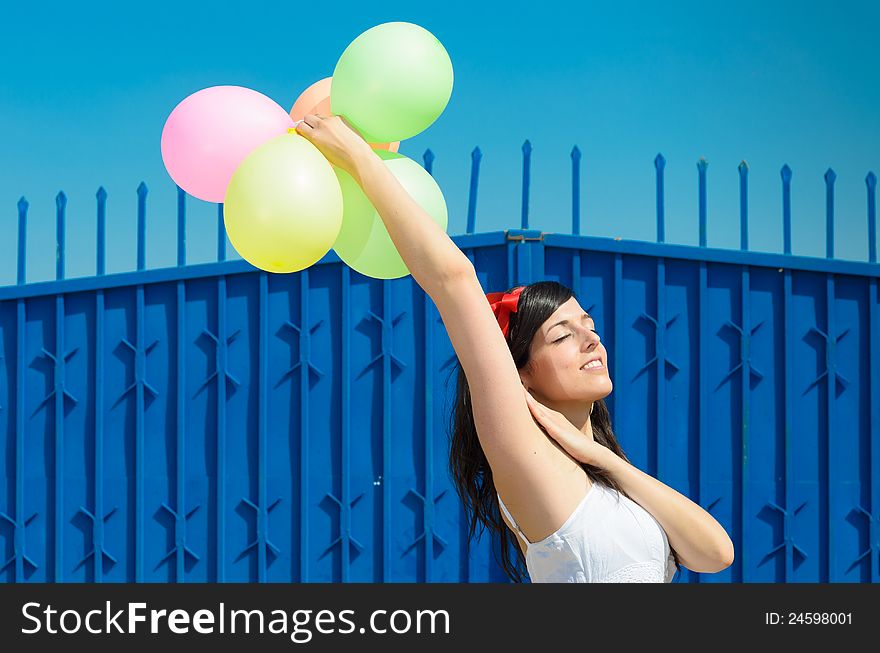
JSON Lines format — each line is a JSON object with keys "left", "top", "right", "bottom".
{"left": 498, "top": 480, "right": 677, "bottom": 583}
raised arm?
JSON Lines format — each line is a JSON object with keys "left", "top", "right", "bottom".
{"left": 296, "top": 115, "right": 561, "bottom": 504}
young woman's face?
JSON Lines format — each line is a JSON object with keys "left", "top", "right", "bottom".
{"left": 520, "top": 297, "right": 613, "bottom": 403}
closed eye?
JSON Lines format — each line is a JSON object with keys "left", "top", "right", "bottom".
{"left": 554, "top": 329, "right": 599, "bottom": 344}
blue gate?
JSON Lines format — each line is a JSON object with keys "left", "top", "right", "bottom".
{"left": 1, "top": 147, "right": 878, "bottom": 583}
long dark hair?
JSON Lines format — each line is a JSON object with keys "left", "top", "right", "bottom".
{"left": 447, "top": 280, "right": 681, "bottom": 582}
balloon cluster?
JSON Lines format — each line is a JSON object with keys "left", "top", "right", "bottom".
{"left": 160, "top": 22, "right": 453, "bottom": 279}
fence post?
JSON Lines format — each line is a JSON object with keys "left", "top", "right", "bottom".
{"left": 217, "top": 204, "right": 226, "bottom": 262}
{"left": 571, "top": 145, "right": 581, "bottom": 235}
{"left": 867, "top": 172, "right": 877, "bottom": 263}
{"left": 466, "top": 147, "right": 482, "bottom": 234}
{"left": 697, "top": 157, "right": 708, "bottom": 247}
{"left": 521, "top": 140, "right": 531, "bottom": 229}
{"left": 17, "top": 197, "right": 28, "bottom": 285}
{"left": 655, "top": 154, "right": 666, "bottom": 243}
{"left": 96, "top": 187, "right": 107, "bottom": 276}
{"left": 422, "top": 148, "right": 434, "bottom": 176}
{"left": 824, "top": 168, "right": 836, "bottom": 259}
{"left": 177, "top": 186, "right": 186, "bottom": 267}
{"left": 56, "top": 191, "right": 67, "bottom": 281}
{"left": 781, "top": 165, "right": 792, "bottom": 255}
{"left": 739, "top": 161, "right": 749, "bottom": 251}
{"left": 137, "top": 182, "right": 148, "bottom": 271}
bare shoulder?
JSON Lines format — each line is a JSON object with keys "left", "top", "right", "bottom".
{"left": 496, "top": 442, "right": 593, "bottom": 546}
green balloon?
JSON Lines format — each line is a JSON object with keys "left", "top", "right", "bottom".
{"left": 331, "top": 22, "right": 453, "bottom": 143}
{"left": 333, "top": 150, "right": 448, "bottom": 279}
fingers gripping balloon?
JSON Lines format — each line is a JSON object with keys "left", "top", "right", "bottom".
{"left": 290, "top": 77, "right": 399, "bottom": 152}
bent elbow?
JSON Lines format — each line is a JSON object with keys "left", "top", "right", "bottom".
{"left": 434, "top": 259, "right": 477, "bottom": 296}
{"left": 712, "top": 543, "right": 735, "bottom": 573}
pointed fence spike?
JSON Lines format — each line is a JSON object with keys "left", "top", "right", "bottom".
{"left": 17, "top": 197, "right": 28, "bottom": 285}
{"left": 867, "top": 171, "right": 877, "bottom": 263}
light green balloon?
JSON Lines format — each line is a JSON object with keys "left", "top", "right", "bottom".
{"left": 333, "top": 150, "right": 448, "bottom": 280}
{"left": 224, "top": 133, "right": 343, "bottom": 273}
{"left": 331, "top": 22, "right": 453, "bottom": 143}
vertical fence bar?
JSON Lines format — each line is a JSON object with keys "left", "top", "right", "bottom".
{"left": 17, "top": 198, "right": 27, "bottom": 285}
{"left": 739, "top": 162, "right": 749, "bottom": 250}
{"left": 134, "top": 287, "right": 146, "bottom": 581}
{"left": 94, "top": 187, "right": 108, "bottom": 581}
{"left": 739, "top": 267, "right": 751, "bottom": 581}
{"left": 782, "top": 165, "right": 792, "bottom": 255}
{"left": 216, "top": 274, "right": 228, "bottom": 581}
{"left": 866, "top": 172, "right": 876, "bottom": 263}
{"left": 380, "top": 280, "right": 393, "bottom": 582}
{"left": 177, "top": 187, "right": 186, "bottom": 267}
{"left": 339, "top": 266, "right": 356, "bottom": 581}
{"left": 174, "top": 189, "right": 188, "bottom": 581}
{"left": 217, "top": 204, "right": 227, "bottom": 262}
{"left": 298, "top": 270, "right": 311, "bottom": 582}
{"left": 655, "top": 259, "right": 666, "bottom": 479}
{"left": 869, "top": 278, "right": 879, "bottom": 582}
{"left": 423, "top": 291, "right": 435, "bottom": 580}
{"left": 137, "top": 183, "right": 147, "bottom": 272}
{"left": 134, "top": 182, "right": 148, "bottom": 581}
{"left": 56, "top": 192, "right": 66, "bottom": 281}
{"left": 613, "top": 254, "right": 623, "bottom": 435}
{"left": 824, "top": 169, "right": 837, "bottom": 578}
{"left": 824, "top": 273, "right": 836, "bottom": 581}
{"left": 697, "top": 260, "right": 708, "bottom": 584}
{"left": 521, "top": 140, "right": 531, "bottom": 230}
{"left": 466, "top": 147, "right": 481, "bottom": 235}
{"left": 257, "top": 271, "right": 269, "bottom": 581}
{"left": 13, "top": 198, "right": 28, "bottom": 580}
{"left": 506, "top": 244, "right": 519, "bottom": 581}
{"left": 655, "top": 154, "right": 666, "bottom": 243}
{"left": 96, "top": 188, "right": 107, "bottom": 276}
{"left": 825, "top": 169, "right": 836, "bottom": 259}
{"left": 422, "top": 149, "right": 434, "bottom": 176}
{"left": 782, "top": 269, "right": 794, "bottom": 581}
{"left": 697, "top": 158, "right": 708, "bottom": 247}
{"left": 569, "top": 145, "right": 583, "bottom": 327}
{"left": 54, "top": 191, "right": 68, "bottom": 580}
{"left": 571, "top": 146, "right": 581, "bottom": 235}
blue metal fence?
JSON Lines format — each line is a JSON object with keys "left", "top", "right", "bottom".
{"left": 1, "top": 144, "right": 878, "bottom": 583}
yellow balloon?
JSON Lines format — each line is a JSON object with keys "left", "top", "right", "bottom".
{"left": 223, "top": 133, "right": 343, "bottom": 273}
{"left": 333, "top": 150, "right": 448, "bottom": 279}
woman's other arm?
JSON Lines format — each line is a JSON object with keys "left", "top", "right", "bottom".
{"left": 594, "top": 447, "right": 735, "bottom": 574}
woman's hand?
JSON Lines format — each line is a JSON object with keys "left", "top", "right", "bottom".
{"left": 523, "top": 387, "right": 611, "bottom": 468}
{"left": 294, "top": 114, "right": 376, "bottom": 179}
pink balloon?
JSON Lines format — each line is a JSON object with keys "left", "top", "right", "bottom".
{"left": 161, "top": 86, "right": 295, "bottom": 202}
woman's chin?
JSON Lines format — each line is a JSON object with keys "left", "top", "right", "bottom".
{"left": 587, "top": 377, "right": 612, "bottom": 400}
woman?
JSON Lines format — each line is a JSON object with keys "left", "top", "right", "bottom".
{"left": 296, "top": 114, "right": 735, "bottom": 583}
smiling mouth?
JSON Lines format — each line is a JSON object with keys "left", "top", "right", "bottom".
{"left": 580, "top": 360, "right": 605, "bottom": 371}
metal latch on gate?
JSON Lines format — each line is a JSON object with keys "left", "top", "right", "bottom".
{"left": 505, "top": 229, "right": 545, "bottom": 242}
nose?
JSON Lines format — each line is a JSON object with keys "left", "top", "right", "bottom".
{"left": 579, "top": 326, "right": 600, "bottom": 350}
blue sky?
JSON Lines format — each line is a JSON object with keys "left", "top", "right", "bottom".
{"left": 1, "top": 0, "right": 878, "bottom": 286}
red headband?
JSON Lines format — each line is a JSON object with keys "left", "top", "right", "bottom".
{"left": 485, "top": 286, "right": 525, "bottom": 338}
